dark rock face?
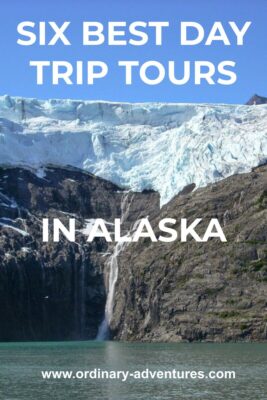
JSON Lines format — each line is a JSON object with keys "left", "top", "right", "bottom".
{"left": 0, "top": 164, "right": 266, "bottom": 343}
{"left": 246, "top": 94, "right": 267, "bottom": 105}
{"left": 112, "top": 165, "right": 267, "bottom": 342}
{"left": 0, "top": 165, "right": 159, "bottom": 341}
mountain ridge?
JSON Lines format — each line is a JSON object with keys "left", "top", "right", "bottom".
{"left": 246, "top": 94, "right": 267, "bottom": 105}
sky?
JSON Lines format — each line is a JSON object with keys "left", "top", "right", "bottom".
{"left": 0, "top": 0, "right": 266, "bottom": 104}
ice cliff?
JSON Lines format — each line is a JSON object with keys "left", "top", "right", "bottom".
{"left": 0, "top": 95, "right": 266, "bottom": 204}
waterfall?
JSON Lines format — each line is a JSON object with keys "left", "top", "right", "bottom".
{"left": 40, "top": 258, "right": 47, "bottom": 339}
{"left": 74, "top": 244, "right": 86, "bottom": 339}
{"left": 96, "top": 241, "right": 126, "bottom": 340}
{"left": 74, "top": 249, "right": 79, "bottom": 338}
{"left": 96, "top": 192, "right": 134, "bottom": 340}
{"left": 79, "top": 248, "right": 86, "bottom": 339}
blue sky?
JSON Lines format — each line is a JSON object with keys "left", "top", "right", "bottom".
{"left": 0, "top": 0, "right": 266, "bottom": 103}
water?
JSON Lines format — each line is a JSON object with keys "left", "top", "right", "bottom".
{"left": 79, "top": 248, "right": 86, "bottom": 339}
{"left": 97, "top": 241, "right": 125, "bottom": 340}
{"left": 97, "top": 192, "right": 134, "bottom": 340}
{"left": 0, "top": 342, "right": 266, "bottom": 400}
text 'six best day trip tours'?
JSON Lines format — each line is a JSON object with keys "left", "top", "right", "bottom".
{"left": 16, "top": 21, "right": 251, "bottom": 85}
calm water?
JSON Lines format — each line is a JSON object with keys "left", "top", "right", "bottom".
{"left": 0, "top": 342, "right": 266, "bottom": 400}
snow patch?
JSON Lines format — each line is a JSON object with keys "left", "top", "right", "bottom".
{"left": 0, "top": 223, "right": 29, "bottom": 236}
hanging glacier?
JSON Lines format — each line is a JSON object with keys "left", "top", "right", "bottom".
{"left": 0, "top": 95, "right": 266, "bottom": 205}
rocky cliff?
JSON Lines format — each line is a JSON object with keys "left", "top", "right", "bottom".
{"left": 246, "top": 94, "right": 267, "bottom": 105}
{"left": 0, "top": 165, "right": 159, "bottom": 341}
{"left": 0, "top": 164, "right": 266, "bottom": 342}
{"left": 111, "top": 165, "right": 267, "bottom": 342}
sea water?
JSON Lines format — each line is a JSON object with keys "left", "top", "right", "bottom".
{"left": 0, "top": 342, "right": 266, "bottom": 400}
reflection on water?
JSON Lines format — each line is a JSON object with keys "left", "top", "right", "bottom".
{"left": 0, "top": 341, "right": 266, "bottom": 400}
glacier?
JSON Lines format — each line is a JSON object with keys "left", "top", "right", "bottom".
{"left": 0, "top": 95, "right": 267, "bottom": 205}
